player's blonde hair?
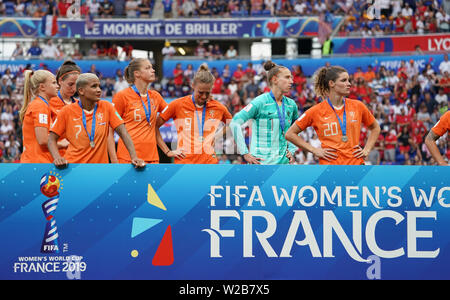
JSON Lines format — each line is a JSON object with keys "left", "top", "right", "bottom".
{"left": 193, "top": 63, "right": 215, "bottom": 86}
{"left": 20, "top": 69, "right": 53, "bottom": 122}
{"left": 313, "top": 65, "right": 347, "bottom": 98}
{"left": 76, "top": 73, "right": 99, "bottom": 92}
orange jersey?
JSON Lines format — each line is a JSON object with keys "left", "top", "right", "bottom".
{"left": 431, "top": 111, "right": 450, "bottom": 137}
{"left": 20, "top": 97, "right": 54, "bottom": 163}
{"left": 159, "top": 95, "right": 232, "bottom": 164}
{"left": 49, "top": 94, "right": 78, "bottom": 157}
{"left": 112, "top": 87, "right": 167, "bottom": 163}
{"left": 50, "top": 100, "right": 124, "bottom": 163}
{"left": 295, "top": 98, "right": 376, "bottom": 165}
{"left": 49, "top": 94, "right": 78, "bottom": 114}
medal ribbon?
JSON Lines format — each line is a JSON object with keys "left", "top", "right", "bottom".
{"left": 57, "top": 91, "right": 77, "bottom": 105}
{"left": 132, "top": 85, "right": 151, "bottom": 124}
{"left": 269, "top": 91, "right": 286, "bottom": 134}
{"left": 192, "top": 94, "right": 206, "bottom": 140}
{"left": 326, "top": 97, "right": 347, "bottom": 138}
{"left": 78, "top": 101, "right": 98, "bottom": 147}
{"left": 38, "top": 95, "right": 49, "bottom": 106}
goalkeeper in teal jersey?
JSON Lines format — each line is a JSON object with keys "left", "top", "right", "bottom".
{"left": 230, "top": 61, "right": 298, "bottom": 164}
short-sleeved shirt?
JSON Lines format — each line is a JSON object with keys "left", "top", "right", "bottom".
{"left": 20, "top": 97, "right": 54, "bottom": 163}
{"left": 50, "top": 100, "right": 124, "bottom": 163}
{"left": 49, "top": 94, "right": 78, "bottom": 115}
{"left": 431, "top": 111, "right": 450, "bottom": 137}
{"left": 49, "top": 94, "right": 79, "bottom": 157}
{"left": 113, "top": 87, "right": 168, "bottom": 163}
{"left": 159, "top": 95, "right": 232, "bottom": 164}
{"left": 295, "top": 98, "right": 376, "bottom": 165}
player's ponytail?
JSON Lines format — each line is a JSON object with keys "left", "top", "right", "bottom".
{"left": 124, "top": 58, "right": 147, "bottom": 84}
{"left": 193, "top": 63, "right": 215, "bottom": 86}
{"left": 20, "top": 70, "right": 53, "bottom": 122}
{"left": 313, "top": 65, "right": 347, "bottom": 98}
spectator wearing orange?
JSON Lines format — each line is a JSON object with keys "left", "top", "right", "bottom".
{"left": 48, "top": 73, "right": 145, "bottom": 168}
{"left": 286, "top": 65, "right": 380, "bottom": 165}
{"left": 19, "top": 70, "right": 60, "bottom": 163}
{"left": 363, "top": 65, "right": 376, "bottom": 83}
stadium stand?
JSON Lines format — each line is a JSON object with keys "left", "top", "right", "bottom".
{"left": 0, "top": 0, "right": 448, "bottom": 165}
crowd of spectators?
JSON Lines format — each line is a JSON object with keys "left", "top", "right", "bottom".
{"left": 9, "top": 40, "right": 134, "bottom": 61}
{"left": 1, "top": 53, "right": 449, "bottom": 164}
{"left": 338, "top": 0, "right": 450, "bottom": 36}
{"left": 1, "top": 0, "right": 449, "bottom": 36}
{"left": 0, "top": 0, "right": 155, "bottom": 18}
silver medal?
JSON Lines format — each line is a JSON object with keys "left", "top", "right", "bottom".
{"left": 342, "top": 136, "right": 348, "bottom": 142}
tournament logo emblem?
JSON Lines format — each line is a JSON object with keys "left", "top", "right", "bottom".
{"left": 40, "top": 172, "right": 63, "bottom": 254}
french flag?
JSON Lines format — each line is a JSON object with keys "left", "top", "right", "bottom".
{"left": 41, "top": 14, "right": 58, "bottom": 36}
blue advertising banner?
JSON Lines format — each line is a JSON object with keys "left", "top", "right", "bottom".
{"left": 0, "top": 164, "right": 449, "bottom": 280}
{"left": 0, "top": 17, "right": 342, "bottom": 39}
{"left": 163, "top": 54, "right": 445, "bottom": 78}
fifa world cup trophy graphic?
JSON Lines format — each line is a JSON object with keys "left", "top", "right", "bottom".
{"left": 40, "top": 173, "right": 62, "bottom": 254}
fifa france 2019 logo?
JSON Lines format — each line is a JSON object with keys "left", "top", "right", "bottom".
{"left": 40, "top": 172, "right": 63, "bottom": 254}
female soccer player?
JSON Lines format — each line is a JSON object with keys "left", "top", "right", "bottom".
{"left": 425, "top": 111, "right": 449, "bottom": 166}
{"left": 112, "top": 58, "right": 181, "bottom": 163}
{"left": 48, "top": 73, "right": 145, "bottom": 168}
{"left": 285, "top": 65, "right": 381, "bottom": 165}
{"left": 49, "top": 60, "right": 80, "bottom": 112}
{"left": 230, "top": 60, "right": 298, "bottom": 164}
{"left": 156, "top": 63, "right": 232, "bottom": 164}
{"left": 49, "top": 60, "right": 81, "bottom": 157}
{"left": 20, "top": 69, "right": 59, "bottom": 163}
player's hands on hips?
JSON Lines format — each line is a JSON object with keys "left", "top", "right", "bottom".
{"left": 131, "top": 158, "right": 146, "bottom": 169}
{"left": 352, "top": 145, "right": 369, "bottom": 159}
{"left": 243, "top": 153, "right": 264, "bottom": 164}
{"left": 53, "top": 157, "right": 68, "bottom": 169}
{"left": 313, "top": 147, "right": 337, "bottom": 162}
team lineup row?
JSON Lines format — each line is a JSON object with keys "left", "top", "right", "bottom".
{"left": 19, "top": 58, "right": 450, "bottom": 168}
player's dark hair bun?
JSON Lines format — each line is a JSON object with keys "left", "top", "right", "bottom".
{"left": 263, "top": 60, "right": 277, "bottom": 72}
